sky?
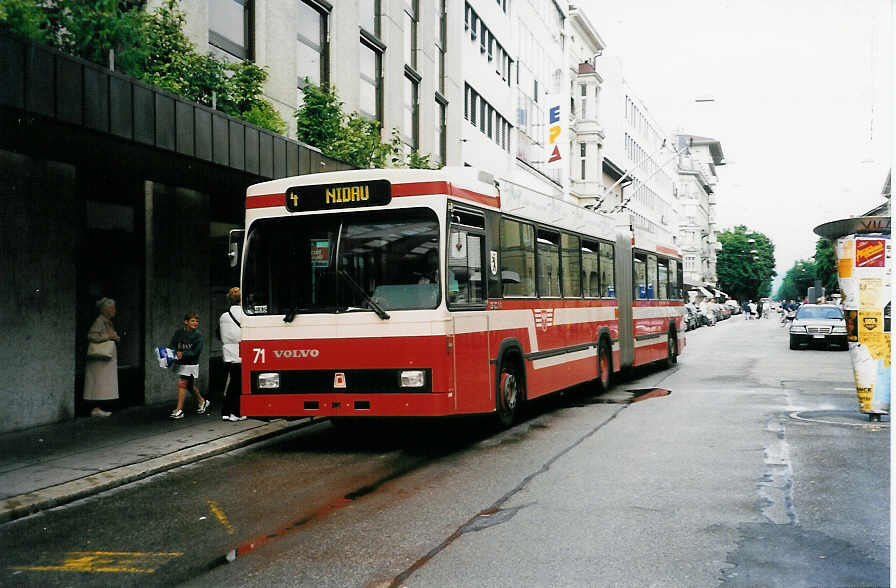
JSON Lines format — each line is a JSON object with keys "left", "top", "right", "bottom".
{"left": 582, "top": 0, "right": 892, "bottom": 281}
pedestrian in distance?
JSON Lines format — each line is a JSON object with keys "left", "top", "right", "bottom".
{"left": 219, "top": 287, "right": 246, "bottom": 422}
{"left": 84, "top": 297, "right": 121, "bottom": 417}
{"left": 169, "top": 312, "right": 209, "bottom": 419}
{"left": 748, "top": 300, "right": 758, "bottom": 319}
{"left": 742, "top": 300, "right": 751, "bottom": 320}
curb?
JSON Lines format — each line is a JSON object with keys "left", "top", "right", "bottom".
{"left": 0, "top": 417, "right": 320, "bottom": 525}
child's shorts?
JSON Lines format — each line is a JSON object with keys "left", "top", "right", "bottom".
{"left": 176, "top": 364, "right": 199, "bottom": 379}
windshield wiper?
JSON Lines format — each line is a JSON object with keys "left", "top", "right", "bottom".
{"left": 338, "top": 270, "right": 390, "bottom": 320}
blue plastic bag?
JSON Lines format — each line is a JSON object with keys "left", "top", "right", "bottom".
{"left": 156, "top": 346, "right": 175, "bottom": 368}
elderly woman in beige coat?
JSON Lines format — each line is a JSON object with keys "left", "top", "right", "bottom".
{"left": 84, "top": 297, "right": 121, "bottom": 416}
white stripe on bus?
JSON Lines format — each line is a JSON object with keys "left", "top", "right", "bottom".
{"left": 532, "top": 347, "right": 597, "bottom": 370}
{"left": 632, "top": 306, "right": 683, "bottom": 319}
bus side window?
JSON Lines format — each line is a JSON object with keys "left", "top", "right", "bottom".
{"left": 634, "top": 252, "right": 648, "bottom": 300}
{"left": 448, "top": 207, "right": 486, "bottom": 307}
{"left": 536, "top": 229, "right": 561, "bottom": 297}
{"left": 646, "top": 255, "right": 657, "bottom": 300}
{"left": 581, "top": 240, "right": 599, "bottom": 298}
{"left": 561, "top": 234, "right": 581, "bottom": 298}
{"left": 500, "top": 218, "right": 535, "bottom": 297}
{"left": 668, "top": 259, "right": 678, "bottom": 299}
{"left": 599, "top": 242, "right": 615, "bottom": 298}
{"left": 657, "top": 258, "right": 669, "bottom": 299}
{"left": 448, "top": 231, "right": 484, "bottom": 305}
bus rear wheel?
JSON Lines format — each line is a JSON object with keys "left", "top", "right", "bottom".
{"left": 664, "top": 332, "right": 678, "bottom": 368}
{"left": 496, "top": 359, "right": 522, "bottom": 428}
{"left": 597, "top": 339, "right": 612, "bottom": 393}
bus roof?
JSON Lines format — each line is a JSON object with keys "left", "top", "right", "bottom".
{"left": 246, "top": 167, "right": 680, "bottom": 258}
{"left": 246, "top": 167, "right": 499, "bottom": 200}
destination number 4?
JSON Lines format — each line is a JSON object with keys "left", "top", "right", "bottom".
{"left": 252, "top": 348, "right": 265, "bottom": 364}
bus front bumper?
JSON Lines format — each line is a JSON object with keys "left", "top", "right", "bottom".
{"left": 241, "top": 392, "right": 458, "bottom": 418}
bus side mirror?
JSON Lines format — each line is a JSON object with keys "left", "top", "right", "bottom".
{"left": 228, "top": 229, "right": 245, "bottom": 268}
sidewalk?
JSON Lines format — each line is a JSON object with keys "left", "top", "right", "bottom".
{"left": 0, "top": 403, "right": 317, "bottom": 524}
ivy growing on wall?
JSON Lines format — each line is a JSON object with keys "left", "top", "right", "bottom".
{"left": 0, "top": 0, "right": 286, "bottom": 134}
{"left": 296, "top": 80, "right": 438, "bottom": 169}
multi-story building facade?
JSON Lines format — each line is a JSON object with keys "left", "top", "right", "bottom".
{"left": 598, "top": 55, "right": 677, "bottom": 246}
{"left": 461, "top": 0, "right": 569, "bottom": 197}
{"left": 675, "top": 134, "right": 725, "bottom": 288}
{"left": 166, "top": 0, "right": 575, "bottom": 198}
{"left": 159, "top": 0, "right": 460, "bottom": 167}
{"left": 566, "top": 5, "right": 606, "bottom": 206}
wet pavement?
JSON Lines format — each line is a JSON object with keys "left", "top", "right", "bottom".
{"left": 0, "top": 403, "right": 315, "bottom": 523}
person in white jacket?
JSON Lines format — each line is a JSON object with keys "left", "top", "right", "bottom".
{"left": 219, "top": 287, "right": 246, "bottom": 421}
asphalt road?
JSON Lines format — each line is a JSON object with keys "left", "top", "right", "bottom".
{"left": 1, "top": 315, "right": 889, "bottom": 587}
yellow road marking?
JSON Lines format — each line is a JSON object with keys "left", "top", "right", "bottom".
{"left": 10, "top": 551, "right": 182, "bottom": 574}
{"left": 208, "top": 499, "right": 235, "bottom": 535}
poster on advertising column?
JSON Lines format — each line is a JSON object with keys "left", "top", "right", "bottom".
{"left": 833, "top": 234, "right": 891, "bottom": 416}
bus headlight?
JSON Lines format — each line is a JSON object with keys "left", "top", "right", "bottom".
{"left": 400, "top": 370, "right": 426, "bottom": 388}
{"left": 258, "top": 373, "right": 280, "bottom": 389}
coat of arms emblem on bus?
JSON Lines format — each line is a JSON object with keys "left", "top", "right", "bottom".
{"left": 490, "top": 251, "right": 498, "bottom": 275}
{"left": 534, "top": 309, "right": 554, "bottom": 331}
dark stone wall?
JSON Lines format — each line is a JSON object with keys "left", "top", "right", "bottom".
{"left": 144, "top": 182, "right": 211, "bottom": 405}
{"left": 0, "top": 151, "right": 79, "bottom": 432}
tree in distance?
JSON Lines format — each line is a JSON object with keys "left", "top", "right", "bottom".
{"left": 716, "top": 225, "right": 777, "bottom": 302}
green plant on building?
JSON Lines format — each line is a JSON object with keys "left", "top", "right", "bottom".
{"left": 0, "top": 0, "right": 286, "bottom": 134}
{"left": 296, "top": 80, "right": 438, "bottom": 169}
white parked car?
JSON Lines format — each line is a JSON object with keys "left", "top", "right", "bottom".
{"left": 789, "top": 304, "right": 848, "bottom": 350}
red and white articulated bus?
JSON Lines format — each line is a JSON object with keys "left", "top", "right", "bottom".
{"left": 237, "top": 168, "right": 684, "bottom": 426}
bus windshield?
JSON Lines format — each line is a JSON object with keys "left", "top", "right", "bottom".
{"left": 242, "top": 208, "right": 440, "bottom": 316}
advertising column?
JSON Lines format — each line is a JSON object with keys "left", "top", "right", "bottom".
{"left": 815, "top": 217, "right": 891, "bottom": 421}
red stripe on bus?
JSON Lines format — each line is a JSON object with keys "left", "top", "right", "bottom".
{"left": 246, "top": 193, "right": 285, "bottom": 209}
{"left": 392, "top": 181, "right": 500, "bottom": 208}
{"left": 656, "top": 245, "right": 680, "bottom": 257}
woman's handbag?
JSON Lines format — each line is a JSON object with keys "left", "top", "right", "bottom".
{"left": 87, "top": 340, "right": 115, "bottom": 360}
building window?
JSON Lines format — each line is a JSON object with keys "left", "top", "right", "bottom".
{"left": 404, "top": 0, "right": 418, "bottom": 69}
{"left": 435, "top": 98, "right": 446, "bottom": 167}
{"left": 209, "top": 0, "right": 252, "bottom": 61}
{"left": 435, "top": 0, "right": 446, "bottom": 94}
{"left": 468, "top": 86, "right": 477, "bottom": 125}
{"left": 579, "top": 143, "right": 587, "bottom": 180}
{"left": 403, "top": 74, "right": 419, "bottom": 150}
{"left": 297, "top": 0, "right": 328, "bottom": 95}
{"left": 360, "top": 0, "right": 380, "bottom": 36}
{"left": 579, "top": 84, "right": 587, "bottom": 119}
{"left": 359, "top": 40, "right": 382, "bottom": 122}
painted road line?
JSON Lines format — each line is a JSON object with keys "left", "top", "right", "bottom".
{"left": 11, "top": 551, "right": 182, "bottom": 574}
{"left": 208, "top": 499, "right": 235, "bottom": 535}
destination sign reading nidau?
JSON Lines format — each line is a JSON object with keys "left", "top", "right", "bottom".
{"left": 285, "top": 180, "right": 391, "bottom": 212}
